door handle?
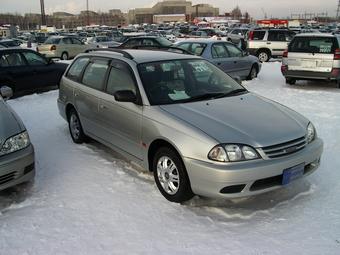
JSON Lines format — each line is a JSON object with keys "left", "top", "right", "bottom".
{"left": 74, "top": 92, "right": 79, "bottom": 97}
{"left": 266, "top": 42, "right": 271, "bottom": 45}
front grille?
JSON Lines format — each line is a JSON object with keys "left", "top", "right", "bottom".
{"left": 261, "top": 136, "right": 307, "bottom": 159}
{"left": 0, "top": 172, "right": 16, "bottom": 186}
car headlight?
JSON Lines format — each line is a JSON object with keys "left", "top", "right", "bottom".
{"left": 208, "top": 144, "right": 260, "bottom": 162}
{"left": 0, "top": 131, "right": 30, "bottom": 156}
{"left": 306, "top": 122, "right": 316, "bottom": 144}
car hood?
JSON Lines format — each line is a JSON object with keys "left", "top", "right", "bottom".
{"left": 0, "top": 99, "right": 25, "bottom": 146}
{"left": 159, "top": 93, "right": 308, "bottom": 147}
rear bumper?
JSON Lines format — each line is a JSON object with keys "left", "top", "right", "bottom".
{"left": 184, "top": 138, "right": 323, "bottom": 199}
{"left": 39, "top": 51, "right": 59, "bottom": 59}
{"left": 0, "top": 144, "right": 35, "bottom": 191}
{"left": 282, "top": 69, "right": 339, "bottom": 81}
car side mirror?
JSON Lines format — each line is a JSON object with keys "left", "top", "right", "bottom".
{"left": 114, "top": 90, "right": 137, "bottom": 103}
{"left": 0, "top": 86, "right": 13, "bottom": 100}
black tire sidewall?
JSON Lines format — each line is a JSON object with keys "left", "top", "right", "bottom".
{"left": 68, "top": 109, "right": 85, "bottom": 144}
{"left": 153, "top": 147, "right": 194, "bottom": 203}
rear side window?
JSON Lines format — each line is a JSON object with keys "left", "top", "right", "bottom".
{"left": 252, "top": 31, "right": 265, "bottom": 40}
{"left": 67, "top": 57, "right": 89, "bottom": 81}
{"left": 289, "top": 37, "right": 337, "bottom": 54}
{"left": 82, "top": 59, "right": 109, "bottom": 90}
{"left": 0, "top": 53, "right": 26, "bottom": 66}
{"left": 190, "top": 43, "right": 206, "bottom": 56}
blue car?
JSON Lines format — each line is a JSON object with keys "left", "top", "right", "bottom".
{"left": 176, "top": 39, "right": 261, "bottom": 80}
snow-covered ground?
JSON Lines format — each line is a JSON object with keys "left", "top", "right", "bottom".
{"left": 1, "top": 62, "right": 340, "bottom": 254}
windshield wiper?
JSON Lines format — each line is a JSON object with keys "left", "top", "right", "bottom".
{"left": 214, "top": 88, "right": 248, "bottom": 98}
{"left": 180, "top": 92, "right": 227, "bottom": 103}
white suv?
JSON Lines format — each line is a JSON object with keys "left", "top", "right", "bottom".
{"left": 247, "top": 29, "right": 296, "bottom": 62}
{"left": 281, "top": 33, "right": 340, "bottom": 88}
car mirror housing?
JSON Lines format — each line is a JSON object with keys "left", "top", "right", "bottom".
{"left": 114, "top": 90, "right": 137, "bottom": 103}
{"left": 0, "top": 86, "right": 13, "bottom": 100}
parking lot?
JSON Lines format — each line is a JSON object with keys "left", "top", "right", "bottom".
{"left": 0, "top": 61, "right": 339, "bottom": 254}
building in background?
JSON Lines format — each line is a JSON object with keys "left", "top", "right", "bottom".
{"left": 128, "top": 0, "right": 219, "bottom": 24}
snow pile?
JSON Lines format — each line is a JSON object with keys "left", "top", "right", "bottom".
{"left": 0, "top": 62, "right": 339, "bottom": 254}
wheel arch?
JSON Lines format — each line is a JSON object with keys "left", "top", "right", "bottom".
{"left": 147, "top": 138, "right": 183, "bottom": 172}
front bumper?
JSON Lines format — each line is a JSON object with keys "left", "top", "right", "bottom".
{"left": 184, "top": 138, "right": 323, "bottom": 198}
{"left": 0, "top": 144, "right": 35, "bottom": 191}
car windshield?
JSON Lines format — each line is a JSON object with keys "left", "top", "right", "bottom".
{"left": 44, "top": 37, "right": 61, "bottom": 44}
{"left": 138, "top": 59, "right": 247, "bottom": 105}
{"left": 156, "top": 37, "right": 172, "bottom": 46}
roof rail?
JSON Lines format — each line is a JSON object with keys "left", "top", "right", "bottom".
{"left": 84, "top": 48, "right": 134, "bottom": 60}
{"left": 130, "top": 45, "right": 193, "bottom": 55}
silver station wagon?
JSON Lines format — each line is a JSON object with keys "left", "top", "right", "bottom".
{"left": 0, "top": 86, "right": 35, "bottom": 191}
{"left": 58, "top": 49, "right": 323, "bottom": 203}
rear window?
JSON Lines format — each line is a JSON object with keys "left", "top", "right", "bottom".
{"left": 289, "top": 37, "right": 337, "bottom": 54}
{"left": 44, "top": 37, "right": 61, "bottom": 44}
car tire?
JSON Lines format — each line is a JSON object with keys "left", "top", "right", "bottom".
{"left": 247, "top": 65, "right": 258, "bottom": 80}
{"left": 61, "top": 52, "right": 69, "bottom": 60}
{"left": 257, "top": 50, "right": 270, "bottom": 62}
{"left": 153, "top": 147, "right": 194, "bottom": 203}
{"left": 68, "top": 108, "right": 87, "bottom": 144}
{"left": 286, "top": 78, "right": 296, "bottom": 85}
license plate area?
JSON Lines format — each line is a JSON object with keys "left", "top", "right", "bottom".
{"left": 302, "top": 60, "right": 316, "bottom": 68}
{"left": 282, "top": 163, "right": 305, "bottom": 185}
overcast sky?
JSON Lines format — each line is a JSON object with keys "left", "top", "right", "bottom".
{"left": 0, "top": 0, "right": 335, "bottom": 19}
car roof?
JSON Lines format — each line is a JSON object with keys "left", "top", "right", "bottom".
{"left": 176, "top": 39, "right": 231, "bottom": 44}
{"left": 83, "top": 49, "right": 200, "bottom": 64}
{"left": 0, "top": 47, "right": 32, "bottom": 52}
{"left": 295, "top": 33, "right": 335, "bottom": 37}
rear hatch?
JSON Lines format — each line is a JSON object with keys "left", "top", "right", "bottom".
{"left": 287, "top": 36, "right": 337, "bottom": 72}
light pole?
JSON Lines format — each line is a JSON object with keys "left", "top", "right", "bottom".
{"left": 86, "top": 0, "right": 90, "bottom": 26}
{"left": 40, "top": 0, "right": 46, "bottom": 26}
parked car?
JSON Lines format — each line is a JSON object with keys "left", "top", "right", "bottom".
{"left": 247, "top": 29, "right": 296, "bottom": 62}
{"left": 0, "top": 39, "right": 21, "bottom": 48}
{"left": 86, "top": 36, "right": 121, "bottom": 48}
{"left": 188, "top": 31, "right": 209, "bottom": 38}
{"left": 37, "top": 36, "right": 90, "bottom": 60}
{"left": 176, "top": 39, "right": 261, "bottom": 80}
{"left": 0, "top": 86, "right": 35, "bottom": 191}
{"left": 0, "top": 48, "right": 68, "bottom": 95}
{"left": 281, "top": 33, "right": 340, "bottom": 87}
{"left": 118, "top": 36, "right": 173, "bottom": 49}
{"left": 58, "top": 49, "right": 323, "bottom": 203}
{"left": 227, "top": 28, "right": 249, "bottom": 44}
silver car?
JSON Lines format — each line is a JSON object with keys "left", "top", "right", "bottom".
{"left": 175, "top": 39, "right": 261, "bottom": 80}
{"left": 281, "top": 33, "right": 340, "bottom": 87}
{"left": 0, "top": 86, "right": 35, "bottom": 191}
{"left": 58, "top": 49, "right": 323, "bottom": 203}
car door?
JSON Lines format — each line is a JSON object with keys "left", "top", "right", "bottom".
{"left": 71, "top": 38, "right": 87, "bottom": 56}
{"left": 267, "top": 31, "right": 290, "bottom": 57}
{"left": 97, "top": 60, "right": 143, "bottom": 160}
{"left": 61, "top": 37, "right": 74, "bottom": 57}
{"left": 210, "top": 43, "right": 237, "bottom": 77}
{"left": 74, "top": 58, "right": 109, "bottom": 136}
{"left": 224, "top": 43, "right": 251, "bottom": 78}
{"left": 0, "top": 51, "right": 35, "bottom": 92}
{"left": 21, "top": 51, "right": 57, "bottom": 88}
